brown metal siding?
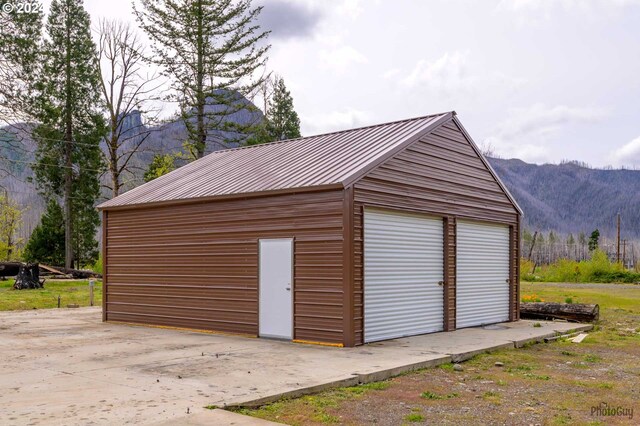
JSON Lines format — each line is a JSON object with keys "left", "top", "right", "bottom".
{"left": 104, "top": 189, "right": 345, "bottom": 344}
{"left": 353, "top": 204, "right": 364, "bottom": 345}
{"left": 511, "top": 217, "right": 521, "bottom": 320}
{"left": 352, "top": 118, "right": 520, "bottom": 343}
{"left": 443, "top": 216, "right": 456, "bottom": 331}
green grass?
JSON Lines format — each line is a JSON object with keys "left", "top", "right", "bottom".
{"left": 404, "top": 413, "right": 424, "bottom": 422}
{"left": 0, "top": 279, "right": 102, "bottom": 310}
{"left": 420, "top": 391, "right": 458, "bottom": 400}
{"left": 521, "top": 250, "right": 640, "bottom": 283}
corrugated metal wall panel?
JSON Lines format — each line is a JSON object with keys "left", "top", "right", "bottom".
{"left": 443, "top": 217, "right": 456, "bottom": 331}
{"left": 353, "top": 118, "right": 519, "bottom": 342}
{"left": 456, "top": 221, "right": 510, "bottom": 328}
{"left": 364, "top": 209, "right": 444, "bottom": 343}
{"left": 105, "top": 190, "right": 345, "bottom": 344}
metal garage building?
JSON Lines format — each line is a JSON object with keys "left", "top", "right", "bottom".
{"left": 98, "top": 111, "right": 522, "bottom": 347}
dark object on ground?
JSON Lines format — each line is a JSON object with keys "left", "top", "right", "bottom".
{"left": 0, "top": 262, "right": 25, "bottom": 278}
{"left": 13, "top": 264, "right": 45, "bottom": 290}
{"left": 48, "top": 266, "right": 101, "bottom": 279}
{"left": 521, "top": 302, "right": 599, "bottom": 323}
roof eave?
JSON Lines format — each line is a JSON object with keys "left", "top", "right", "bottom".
{"left": 97, "top": 182, "right": 345, "bottom": 211}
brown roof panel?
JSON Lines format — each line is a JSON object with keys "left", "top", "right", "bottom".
{"left": 98, "top": 112, "right": 453, "bottom": 209}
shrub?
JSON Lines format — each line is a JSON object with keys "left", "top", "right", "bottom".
{"left": 519, "top": 250, "right": 640, "bottom": 284}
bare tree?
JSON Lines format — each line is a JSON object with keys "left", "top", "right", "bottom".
{"left": 97, "top": 19, "right": 162, "bottom": 197}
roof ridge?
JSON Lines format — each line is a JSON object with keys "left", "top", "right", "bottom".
{"left": 208, "top": 111, "right": 454, "bottom": 155}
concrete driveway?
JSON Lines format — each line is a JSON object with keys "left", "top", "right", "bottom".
{"left": 0, "top": 307, "right": 591, "bottom": 425}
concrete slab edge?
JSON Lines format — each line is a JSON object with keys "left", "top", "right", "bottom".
{"left": 224, "top": 376, "right": 361, "bottom": 409}
{"left": 512, "top": 324, "right": 594, "bottom": 348}
{"left": 222, "top": 323, "right": 596, "bottom": 411}
{"left": 224, "top": 356, "right": 452, "bottom": 409}
{"left": 450, "top": 342, "right": 513, "bottom": 363}
{"left": 356, "top": 355, "right": 451, "bottom": 383}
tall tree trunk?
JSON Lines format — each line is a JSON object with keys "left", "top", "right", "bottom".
{"left": 195, "top": 0, "right": 205, "bottom": 159}
{"left": 64, "top": 14, "right": 73, "bottom": 269}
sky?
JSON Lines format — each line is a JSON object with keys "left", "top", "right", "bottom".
{"left": 41, "top": 0, "right": 640, "bottom": 168}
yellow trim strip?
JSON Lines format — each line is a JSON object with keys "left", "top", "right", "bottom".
{"left": 107, "top": 321, "right": 257, "bottom": 339}
{"left": 293, "top": 339, "right": 344, "bottom": 347}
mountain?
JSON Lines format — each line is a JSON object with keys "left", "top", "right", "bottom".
{"left": 2, "top": 108, "right": 639, "bottom": 243}
{"left": 0, "top": 90, "right": 264, "bottom": 243}
{"left": 489, "top": 158, "right": 640, "bottom": 238}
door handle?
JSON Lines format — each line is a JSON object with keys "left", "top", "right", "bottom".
{"left": 438, "top": 281, "right": 445, "bottom": 286}
{"left": 285, "top": 286, "right": 291, "bottom": 291}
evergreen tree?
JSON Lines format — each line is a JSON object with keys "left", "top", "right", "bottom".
{"left": 0, "top": 0, "right": 43, "bottom": 124}
{"left": 23, "top": 200, "right": 65, "bottom": 266}
{"left": 134, "top": 0, "right": 270, "bottom": 159}
{"left": 266, "top": 76, "right": 301, "bottom": 141}
{"left": 247, "top": 75, "right": 301, "bottom": 145}
{"left": 144, "top": 154, "right": 177, "bottom": 182}
{"left": 32, "top": 0, "right": 105, "bottom": 268}
{"left": 588, "top": 229, "right": 600, "bottom": 252}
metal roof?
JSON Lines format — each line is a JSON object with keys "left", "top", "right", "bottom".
{"left": 99, "top": 112, "right": 454, "bottom": 209}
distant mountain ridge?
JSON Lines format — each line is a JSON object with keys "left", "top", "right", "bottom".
{"left": 2, "top": 110, "right": 639, "bottom": 241}
{"left": 488, "top": 158, "right": 640, "bottom": 238}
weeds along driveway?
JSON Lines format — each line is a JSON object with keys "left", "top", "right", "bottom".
{"left": 0, "top": 307, "right": 589, "bottom": 425}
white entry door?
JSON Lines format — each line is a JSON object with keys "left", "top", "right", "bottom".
{"left": 259, "top": 239, "right": 293, "bottom": 339}
{"left": 456, "top": 221, "right": 510, "bottom": 328}
{"left": 364, "top": 209, "right": 444, "bottom": 343}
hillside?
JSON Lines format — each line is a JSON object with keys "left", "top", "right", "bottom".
{"left": 488, "top": 158, "right": 640, "bottom": 238}
{"left": 2, "top": 117, "right": 639, "bottom": 242}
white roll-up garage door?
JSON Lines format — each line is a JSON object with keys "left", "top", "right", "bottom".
{"left": 456, "top": 221, "right": 510, "bottom": 328}
{"left": 364, "top": 209, "right": 444, "bottom": 343}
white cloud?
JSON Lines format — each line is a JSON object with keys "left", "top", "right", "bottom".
{"left": 496, "top": 0, "right": 640, "bottom": 23}
{"left": 318, "top": 45, "right": 368, "bottom": 74}
{"left": 482, "top": 136, "right": 552, "bottom": 163}
{"left": 609, "top": 136, "right": 640, "bottom": 166}
{"left": 336, "top": 0, "right": 364, "bottom": 18}
{"left": 401, "top": 51, "right": 470, "bottom": 90}
{"left": 382, "top": 67, "right": 401, "bottom": 80}
{"left": 399, "top": 51, "right": 524, "bottom": 98}
{"left": 498, "top": 0, "right": 640, "bottom": 12}
{"left": 495, "top": 104, "right": 609, "bottom": 139}
{"left": 484, "top": 104, "right": 609, "bottom": 163}
{"left": 301, "top": 108, "right": 371, "bottom": 134}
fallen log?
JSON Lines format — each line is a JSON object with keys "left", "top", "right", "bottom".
{"left": 0, "top": 262, "right": 23, "bottom": 277}
{"left": 521, "top": 302, "right": 599, "bottom": 323}
{"left": 44, "top": 266, "right": 101, "bottom": 279}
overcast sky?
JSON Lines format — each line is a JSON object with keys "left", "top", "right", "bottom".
{"left": 45, "top": 0, "right": 640, "bottom": 167}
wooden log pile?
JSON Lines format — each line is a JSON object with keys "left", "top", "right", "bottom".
{"left": 521, "top": 302, "right": 599, "bottom": 323}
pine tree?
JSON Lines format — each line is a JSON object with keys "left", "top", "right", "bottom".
{"left": 32, "top": 0, "right": 105, "bottom": 268}
{"left": 588, "top": 229, "right": 600, "bottom": 252}
{"left": 134, "top": 0, "right": 270, "bottom": 159}
{"left": 266, "top": 76, "right": 301, "bottom": 141}
{"left": 0, "top": 0, "right": 43, "bottom": 124}
{"left": 247, "top": 75, "right": 301, "bottom": 145}
{"left": 23, "top": 200, "right": 65, "bottom": 266}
